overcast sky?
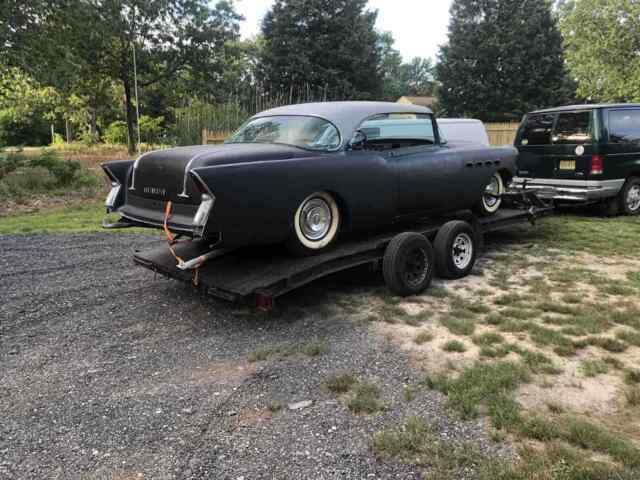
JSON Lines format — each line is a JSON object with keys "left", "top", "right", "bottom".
{"left": 235, "top": 0, "right": 453, "bottom": 62}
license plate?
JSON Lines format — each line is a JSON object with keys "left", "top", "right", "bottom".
{"left": 559, "top": 160, "right": 576, "bottom": 170}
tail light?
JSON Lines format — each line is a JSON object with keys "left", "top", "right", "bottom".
{"left": 590, "top": 154, "right": 604, "bottom": 175}
{"left": 101, "top": 165, "right": 121, "bottom": 211}
{"left": 189, "top": 171, "right": 215, "bottom": 237}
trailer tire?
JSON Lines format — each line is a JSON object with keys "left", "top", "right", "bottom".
{"left": 383, "top": 232, "right": 435, "bottom": 296}
{"left": 434, "top": 220, "right": 477, "bottom": 279}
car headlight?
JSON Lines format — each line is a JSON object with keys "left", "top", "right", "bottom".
{"left": 105, "top": 182, "right": 121, "bottom": 211}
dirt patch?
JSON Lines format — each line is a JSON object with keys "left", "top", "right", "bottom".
{"left": 190, "top": 359, "right": 257, "bottom": 386}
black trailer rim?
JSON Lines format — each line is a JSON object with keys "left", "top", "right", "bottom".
{"left": 403, "top": 247, "right": 430, "bottom": 287}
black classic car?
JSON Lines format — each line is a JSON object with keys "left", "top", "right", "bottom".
{"left": 102, "top": 102, "right": 517, "bottom": 255}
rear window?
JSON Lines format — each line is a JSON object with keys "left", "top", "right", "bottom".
{"left": 520, "top": 114, "right": 555, "bottom": 145}
{"left": 520, "top": 111, "right": 592, "bottom": 146}
{"left": 359, "top": 114, "right": 435, "bottom": 143}
{"left": 552, "top": 111, "right": 591, "bottom": 144}
{"left": 609, "top": 109, "right": 640, "bottom": 145}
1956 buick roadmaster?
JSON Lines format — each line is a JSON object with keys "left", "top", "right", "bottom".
{"left": 102, "top": 102, "right": 517, "bottom": 255}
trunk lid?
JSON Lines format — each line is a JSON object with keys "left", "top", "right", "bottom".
{"left": 129, "top": 143, "right": 306, "bottom": 203}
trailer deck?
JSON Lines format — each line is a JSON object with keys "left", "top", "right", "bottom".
{"left": 133, "top": 192, "right": 553, "bottom": 308}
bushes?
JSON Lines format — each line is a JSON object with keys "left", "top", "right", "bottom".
{"left": 104, "top": 115, "right": 164, "bottom": 145}
{"left": 104, "top": 121, "right": 128, "bottom": 144}
{"left": 0, "top": 149, "right": 100, "bottom": 199}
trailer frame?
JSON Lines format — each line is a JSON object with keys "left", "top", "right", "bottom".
{"left": 133, "top": 190, "right": 552, "bottom": 310}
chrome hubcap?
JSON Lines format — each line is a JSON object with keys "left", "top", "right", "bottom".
{"left": 300, "top": 197, "right": 332, "bottom": 240}
{"left": 483, "top": 175, "right": 501, "bottom": 208}
{"left": 452, "top": 233, "right": 473, "bottom": 269}
{"left": 404, "top": 247, "right": 429, "bottom": 287}
{"left": 627, "top": 185, "right": 640, "bottom": 211}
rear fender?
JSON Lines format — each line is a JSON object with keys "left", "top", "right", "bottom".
{"left": 191, "top": 153, "right": 394, "bottom": 245}
{"left": 101, "top": 160, "right": 134, "bottom": 210}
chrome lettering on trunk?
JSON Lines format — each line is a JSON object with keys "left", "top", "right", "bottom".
{"left": 143, "top": 186, "right": 167, "bottom": 197}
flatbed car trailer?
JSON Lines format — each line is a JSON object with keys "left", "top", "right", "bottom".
{"left": 133, "top": 190, "right": 553, "bottom": 310}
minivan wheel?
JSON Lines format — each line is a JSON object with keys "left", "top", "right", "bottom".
{"left": 286, "top": 191, "right": 340, "bottom": 256}
{"left": 475, "top": 172, "right": 504, "bottom": 216}
{"left": 620, "top": 177, "right": 640, "bottom": 215}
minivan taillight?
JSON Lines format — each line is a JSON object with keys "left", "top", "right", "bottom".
{"left": 590, "top": 154, "right": 604, "bottom": 175}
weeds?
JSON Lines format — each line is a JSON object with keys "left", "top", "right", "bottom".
{"left": 323, "top": 372, "right": 357, "bottom": 394}
{"left": 347, "top": 382, "right": 385, "bottom": 414}
{"left": 442, "top": 340, "right": 467, "bottom": 353}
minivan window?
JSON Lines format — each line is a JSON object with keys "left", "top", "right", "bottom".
{"left": 609, "top": 109, "right": 640, "bottom": 145}
{"left": 520, "top": 114, "right": 555, "bottom": 145}
{"left": 552, "top": 111, "right": 591, "bottom": 144}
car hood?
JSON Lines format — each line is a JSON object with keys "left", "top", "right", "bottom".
{"left": 130, "top": 143, "right": 308, "bottom": 202}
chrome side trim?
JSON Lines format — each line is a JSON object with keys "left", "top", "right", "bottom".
{"left": 129, "top": 150, "right": 155, "bottom": 191}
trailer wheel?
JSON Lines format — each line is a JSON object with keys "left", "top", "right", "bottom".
{"left": 434, "top": 220, "right": 477, "bottom": 279}
{"left": 383, "top": 232, "right": 435, "bottom": 296}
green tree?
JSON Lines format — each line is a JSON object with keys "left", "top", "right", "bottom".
{"left": 7, "top": 0, "right": 241, "bottom": 153}
{"left": 560, "top": 0, "right": 640, "bottom": 102}
{"left": 437, "top": 0, "right": 575, "bottom": 121}
{"left": 259, "top": 0, "right": 383, "bottom": 99}
{"left": 400, "top": 57, "right": 436, "bottom": 97}
{"left": 0, "top": 68, "right": 61, "bottom": 146}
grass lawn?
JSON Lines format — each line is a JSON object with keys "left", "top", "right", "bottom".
{"left": 0, "top": 202, "right": 149, "bottom": 235}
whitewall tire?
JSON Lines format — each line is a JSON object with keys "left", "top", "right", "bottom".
{"left": 477, "top": 172, "right": 504, "bottom": 216}
{"left": 287, "top": 191, "right": 340, "bottom": 255}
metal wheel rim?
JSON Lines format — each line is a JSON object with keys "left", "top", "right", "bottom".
{"left": 483, "top": 175, "right": 501, "bottom": 208}
{"left": 626, "top": 185, "right": 640, "bottom": 211}
{"left": 403, "top": 247, "right": 429, "bottom": 287}
{"left": 452, "top": 233, "right": 473, "bottom": 269}
{"left": 299, "top": 197, "right": 332, "bottom": 241}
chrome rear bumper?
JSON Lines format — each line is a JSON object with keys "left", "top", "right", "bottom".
{"left": 511, "top": 178, "right": 625, "bottom": 202}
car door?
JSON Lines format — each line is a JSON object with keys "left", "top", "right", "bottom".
{"left": 516, "top": 110, "right": 595, "bottom": 182}
{"left": 602, "top": 107, "right": 640, "bottom": 181}
{"left": 391, "top": 143, "right": 464, "bottom": 215}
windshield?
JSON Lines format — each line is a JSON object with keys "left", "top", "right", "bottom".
{"left": 227, "top": 115, "right": 341, "bottom": 151}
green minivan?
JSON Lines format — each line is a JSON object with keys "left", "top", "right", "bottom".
{"left": 512, "top": 104, "right": 640, "bottom": 214}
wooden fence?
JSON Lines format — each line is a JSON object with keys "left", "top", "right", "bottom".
{"left": 484, "top": 122, "right": 520, "bottom": 146}
{"left": 202, "top": 123, "right": 522, "bottom": 147}
{"left": 202, "top": 129, "right": 230, "bottom": 145}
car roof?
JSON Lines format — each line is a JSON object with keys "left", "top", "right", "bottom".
{"left": 437, "top": 118, "right": 483, "bottom": 124}
{"left": 252, "top": 101, "right": 433, "bottom": 148}
{"left": 530, "top": 103, "right": 640, "bottom": 114}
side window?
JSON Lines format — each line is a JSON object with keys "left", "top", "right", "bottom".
{"left": 609, "top": 109, "right": 640, "bottom": 145}
{"left": 552, "top": 111, "right": 591, "bottom": 144}
{"left": 520, "top": 114, "right": 555, "bottom": 145}
{"left": 357, "top": 113, "right": 435, "bottom": 149}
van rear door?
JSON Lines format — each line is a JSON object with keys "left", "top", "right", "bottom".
{"left": 516, "top": 110, "right": 595, "bottom": 181}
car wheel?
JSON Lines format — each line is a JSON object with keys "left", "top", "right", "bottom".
{"left": 434, "top": 220, "right": 478, "bottom": 279}
{"left": 286, "top": 191, "right": 340, "bottom": 256}
{"left": 383, "top": 232, "right": 435, "bottom": 296}
{"left": 475, "top": 172, "right": 504, "bottom": 216}
{"left": 620, "top": 177, "right": 640, "bottom": 215}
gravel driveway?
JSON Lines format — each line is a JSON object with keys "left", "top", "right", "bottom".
{"left": 1, "top": 234, "right": 507, "bottom": 479}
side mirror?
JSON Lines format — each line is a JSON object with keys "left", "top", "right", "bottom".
{"left": 349, "top": 130, "right": 367, "bottom": 150}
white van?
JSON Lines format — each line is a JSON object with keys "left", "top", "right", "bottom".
{"left": 438, "top": 118, "right": 490, "bottom": 146}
